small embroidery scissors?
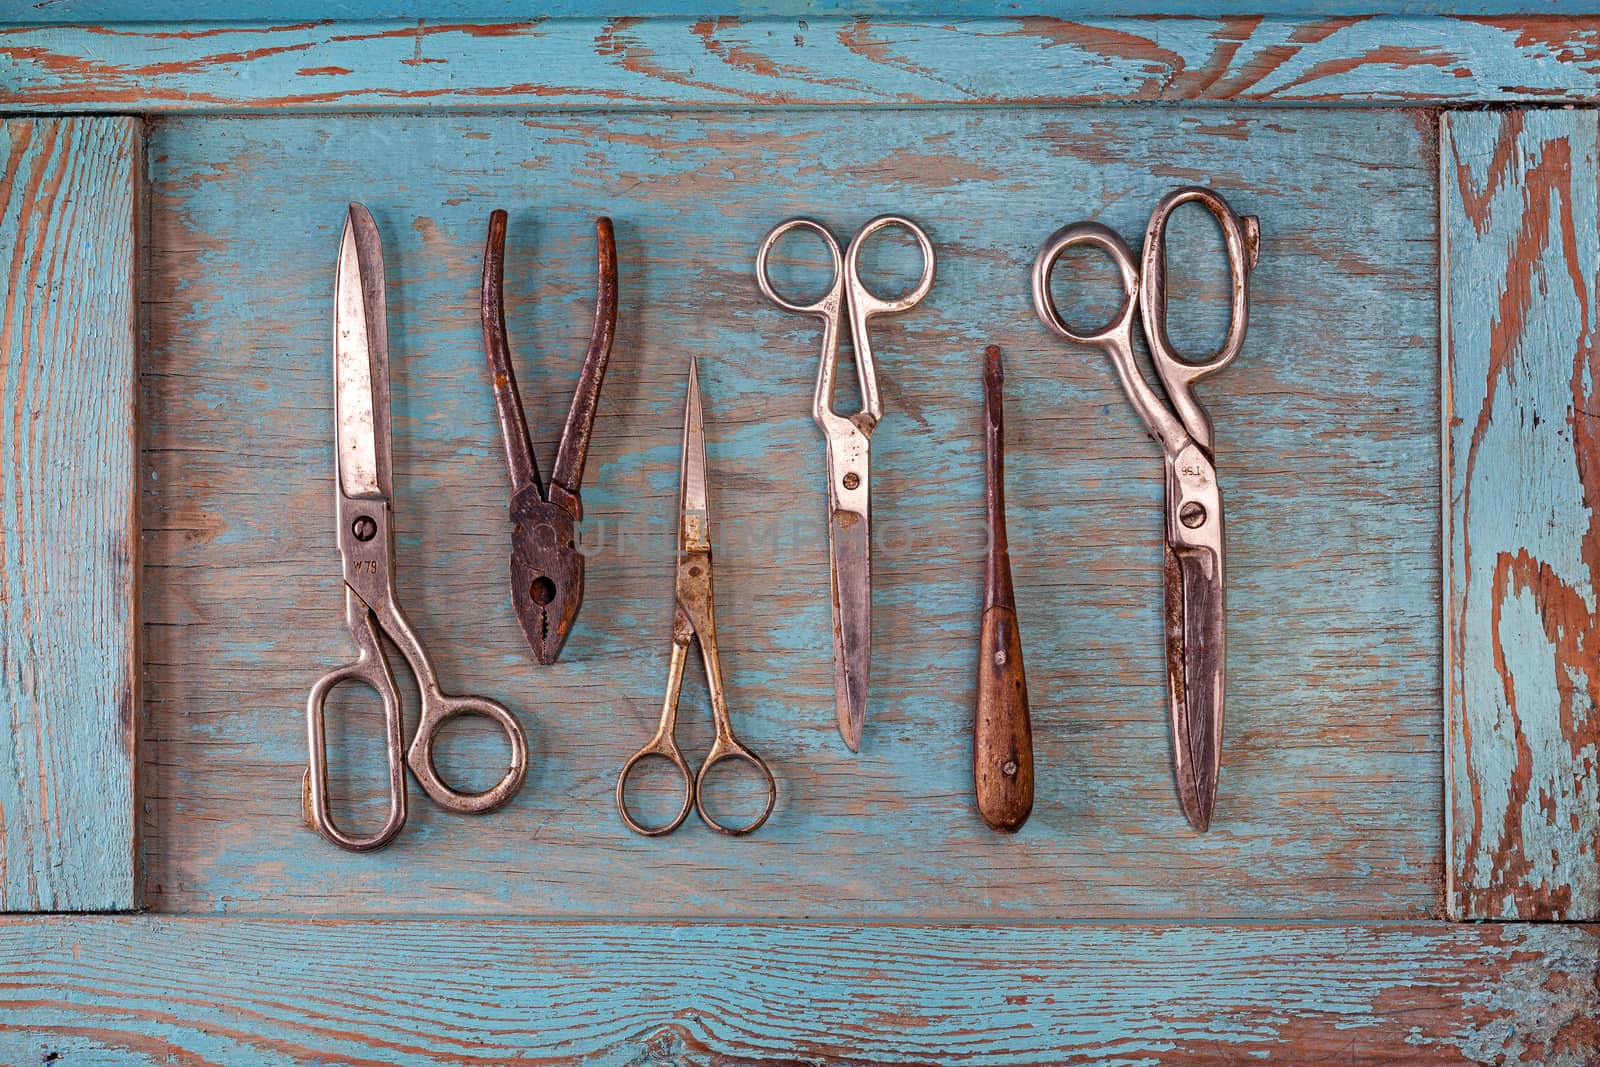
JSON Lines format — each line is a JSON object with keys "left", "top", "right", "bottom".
{"left": 756, "top": 215, "right": 935, "bottom": 751}
{"left": 480, "top": 209, "right": 618, "bottom": 665}
{"left": 1031, "top": 186, "right": 1258, "bottom": 832}
{"left": 616, "top": 359, "right": 776, "bottom": 836}
{"left": 305, "top": 203, "right": 529, "bottom": 852}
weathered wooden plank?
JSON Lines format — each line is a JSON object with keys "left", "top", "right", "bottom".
{"left": 12, "top": 2, "right": 1600, "bottom": 24}
{"left": 0, "top": 918, "right": 1595, "bottom": 1064}
{"left": 6, "top": 17, "right": 1600, "bottom": 112}
{"left": 0, "top": 117, "right": 140, "bottom": 913}
{"left": 1444, "top": 110, "right": 1600, "bottom": 922}
{"left": 141, "top": 108, "right": 1439, "bottom": 918}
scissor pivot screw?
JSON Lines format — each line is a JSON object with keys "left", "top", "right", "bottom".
{"left": 843, "top": 472, "right": 860, "bottom": 490}
{"left": 351, "top": 516, "right": 377, "bottom": 542}
{"left": 1180, "top": 502, "right": 1207, "bottom": 529}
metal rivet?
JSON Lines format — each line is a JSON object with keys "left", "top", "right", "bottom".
{"left": 1180, "top": 502, "right": 1206, "bottom": 528}
{"left": 352, "top": 516, "right": 377, "bottom": 542}
{"left": 842, "top": 471, "right": 860, "bottom": 491}
{"left": 993, "top": 648, "right": 1007, "bottom": 666}
{"left": 1002, "top": 760, "right": 1017, "bottom": 777}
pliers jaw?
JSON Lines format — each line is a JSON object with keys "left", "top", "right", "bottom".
{"left": 509, "top": 489, "right": 583, "bottom": 666}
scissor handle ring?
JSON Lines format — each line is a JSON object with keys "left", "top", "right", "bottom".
{"left": 695, "top": 742, "right": 776, "bottom": 837}
{"left": 1140, "top": 185, "right": 1256, "bottom": 382}
{"left": 845, "top": 214, "right": 936, "bottom": 315}
{"left": 756, "top": 217, "right": 844, "bottom": 315}
{"left": 1032, "top": 221, "right": 1141, "bottom": 348}
{"left": 304, "top": 657, "right": 409, "bottom": 852}
{"left": 406, "top": 694, "right": 529, "bottom": 815}
{"left": 617, "top": 741, "right": 695, "bottom": 836}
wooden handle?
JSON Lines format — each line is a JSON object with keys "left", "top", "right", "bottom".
{"left": 975, "top": 346, "right": 1033, "bottom": 832}
{"left": 977, "top": 605, "right": 1033, "bottom": 831}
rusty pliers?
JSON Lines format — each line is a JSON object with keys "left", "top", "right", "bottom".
{"left": 481, "top": 210, "right": 619, "bottom": 664}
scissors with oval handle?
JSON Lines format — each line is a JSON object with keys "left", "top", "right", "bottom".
{"left": 756, "top": 215, "right": 935, "bottom": 752}
{"left": 616, "top": 359, "right": 776, "bottom": 836}
{"left": 304, "top": 203, "right": 530, "bottom": 852}
{"left": 1032, "top": 186, "right": 1259, "bottom": 832}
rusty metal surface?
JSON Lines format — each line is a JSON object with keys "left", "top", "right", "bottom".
{"left": 480, "top": 210, "right": 618, "bottom": 665}
{"left": 756, "top": 214, "right": 935, "bottom": 752}
{"left": 616, "top": 360, "right": 776, "bottom": 837}
{"left": 305, "top": 204, "right": 529, "bottom": 852}
{"left": 1032, "top": 186, "right": 1255, "bottom": 832}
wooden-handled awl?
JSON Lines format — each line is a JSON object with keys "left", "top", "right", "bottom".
{"left": 975, "top": 345, "right": 1034, "bottom": 832}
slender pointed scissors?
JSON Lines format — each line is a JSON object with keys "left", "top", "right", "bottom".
{"left": 480, "top": 209, "right": 618, "bottom": 665}
{"left": 756, "top": 215, "right": 935, "bottom": 752}
{"left": 304, "top": 203, "right": 529, "bottom": 852}
{"left": 1031, "top": 186, "right": 1258, "bottom": 832}
{"left": 616, "top": 360, "right": 777, "bottom": 836}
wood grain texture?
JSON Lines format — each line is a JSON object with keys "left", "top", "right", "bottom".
{"left": 141, "top": 108, "right": 1439, "bottom": 919}
{"left": 0, "top": 917, "right": 1596, "bottom": 1064}
{"left": 0, "top": 117, "right": 140, "bottom": 913}
{"left": 11, "top": 2, "right": 1600, "bottom": 23}
{"left": 7, "top": 16, "right": 1600, "bottom": 112}
{"left": 1444, "top": 110, "right": 1600, "bottom": 922}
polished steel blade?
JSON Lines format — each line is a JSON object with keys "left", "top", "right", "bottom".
{"left": 679, "top": 358, "right": 709, "bottom": 551}
{"left": 333, "top": 203, "right": 392, "bottom": 500}
{"left": 829, "top": 509, "right": 871, "bottom": 750}
{"left": 1163, "top": 542, "right": 1225, "bottom": 832}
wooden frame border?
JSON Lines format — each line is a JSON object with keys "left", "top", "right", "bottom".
{"left": 2, "top": 12, "right": 1599, "bottom": 1059}
{"left": 4, "top": 16, "right": 1600, "bottom": 112}
{"left": 2, "top": 918, "right": 1597, "bottom": 1062}
{"left": 1444, "top": 108, "right": 1600, "bottom": 922}
{"left": 0, "top": 116, "right": 140, "bottom": 913}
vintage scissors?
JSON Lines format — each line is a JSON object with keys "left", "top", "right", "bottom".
{"left": 616, "top": 359, "right": 777, "bottom": 836}
{"left": 756, "top": 215, "right": 935, "bottom": 752}
{"left": 304, "top": 203, "right": 530, "bottom": 852}
{"left": 480, "top": 209, "right": 618, "bottom": 665}
{"left": 1031, "top": 186, "right": 1258, "bottom": 832}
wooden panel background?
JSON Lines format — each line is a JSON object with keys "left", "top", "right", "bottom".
{"left": 140, "top": 107, "right": 1440, "bottom": 919}
{"left": 8, "top": 16, "right": 1600, "bottom": 112}
{"left": 1444, "top": 109, "right": 1600, "bottom": 922}
{"left": 2, "top": 918, "right": 1597, "bottom": 1065}
{"left": 0, "top": 7, "right": 1593, "bottom": 1063}
{"left": 11, "top": 1, "right": 1600, "bottom": 20}
{"left": 0, "top": 116, "right": 140, "bottom": 913}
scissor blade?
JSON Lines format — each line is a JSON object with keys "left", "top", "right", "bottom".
{"left": 334, "top": 204, "right": 392, "bottom": 500}
{"left": 332, "top": 207, "right": 392, "bottom": 502}
{"left": 679, "top": 358, "right": 708, "bottom": 548}
{"left": 829, "top": 509, "right": 871, "bottom": 751}
{"left": 1163, "top": 542, "right": 1225, "bottom": 832}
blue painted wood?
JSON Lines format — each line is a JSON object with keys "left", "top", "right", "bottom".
{"left": 140, "top": 107, "right": 1440, "bottom": 919}
{"left": 1, "top": 918, "right": 1596, "bottom": 1063}
{"left": 8, "top": 2, "right": 1600, "bottom": 22}
{"left": 1444, "top": 109, "right": 1600, "bottom": 921}
{"left": 0, "top": 117, "right": 140, "bottom": 912}
{"left": 6, "top": 17, "right": 1600, "bottom": 111}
